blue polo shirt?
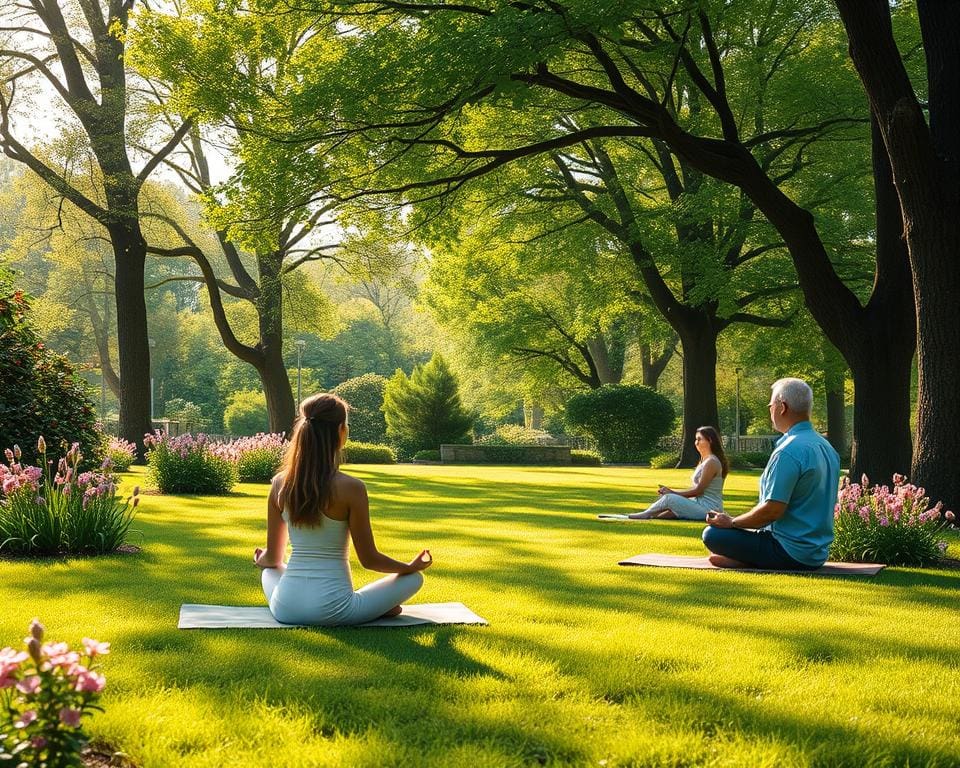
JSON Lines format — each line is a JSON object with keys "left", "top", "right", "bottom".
{"left": 759, "top": 421, "right": 841, "bottom": 566}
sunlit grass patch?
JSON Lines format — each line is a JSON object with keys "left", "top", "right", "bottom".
{"left": 2, "top": 464, "right": 958, "bottom": 767}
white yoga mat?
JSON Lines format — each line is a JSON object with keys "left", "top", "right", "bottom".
{"left": 618, "top": 553, "right": 886, "bottom": 576}
{"left": 178, "top": 601, "right": 488, "bottom": 629}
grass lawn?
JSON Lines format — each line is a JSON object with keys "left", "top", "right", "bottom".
{"left": 2, "top": 464, "right": 959, "bottom": 767}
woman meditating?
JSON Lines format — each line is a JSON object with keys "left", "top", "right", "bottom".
{"left": 630, "top": 426, "right": 728, "bottom": 520}
{"left": 255, "top": 393, "right": 432, "bottom": 625}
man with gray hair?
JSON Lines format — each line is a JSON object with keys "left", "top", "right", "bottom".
{"left": 702, "top": 377, "right": 840, "bottom": 570}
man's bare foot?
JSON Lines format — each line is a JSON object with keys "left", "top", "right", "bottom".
{"left": 708, "top": 554, "right": 750, "bottom": 569}
{"left": 381, "top": 605, "right": 402, "bottom": 618}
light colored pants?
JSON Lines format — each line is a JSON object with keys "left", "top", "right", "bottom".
{"left": 261, "top": 564, "right": 424, "bottom": 626}
{"left": 642, "top": 493, "right": 721, "bottom": 520}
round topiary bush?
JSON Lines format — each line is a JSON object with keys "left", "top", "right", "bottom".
{"left": 223, "top": 390, "right": 269, "bottom": 436}
{"left": 565, "top": 385, "right": 675, "bottom": 463}
{"left": 0, "top": 279, "right": 103, "bottom": 469}
{"left": 333, "top": 374, "right": 388, "bottom": 443}
{"left": 570, "top": 449, "right": 603, "bottom": 466}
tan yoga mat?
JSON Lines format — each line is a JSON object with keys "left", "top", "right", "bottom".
{"left": 618, "top": 553, "right": 886, "bottom": 576}
{"left": 178, "top": 602, "right": 488, "bottom": 629}
{"left": 597, "top": 514, "right": 702, "bottom": 522}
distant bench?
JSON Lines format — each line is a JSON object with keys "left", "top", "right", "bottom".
{"left": 440, "top": 444, "right": 572, "bottom": 465}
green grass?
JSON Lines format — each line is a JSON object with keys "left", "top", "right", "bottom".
{"left": 2, "top": 464, "right": 959, "bottom": 767}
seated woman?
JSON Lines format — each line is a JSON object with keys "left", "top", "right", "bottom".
{"left": 255, "top": 393, "right": 432, "bottom": 625}
{"left": 630, "top": 426, "right": 729, "bottom": 520}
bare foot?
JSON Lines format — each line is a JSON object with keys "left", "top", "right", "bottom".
{"left": 708, "top": 554, "right": 750, "bottom": 569}
{"left": 381, "top": 605, "right": 402, "bottom": 618}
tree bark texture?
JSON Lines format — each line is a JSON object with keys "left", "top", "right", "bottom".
{"left": 837, "top": 0, "right": 960, "bottom": 510}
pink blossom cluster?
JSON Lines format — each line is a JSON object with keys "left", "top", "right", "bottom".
{"left": 0, "top": 620, "right": 109, "bottom": 761}
{"left": 209, "top": 432, "right": 286, "bottom": 462}
{"left": 143, "top": 429, "right": 215, "bottom": 459}
{"left": 1, "top": 449, "right": 43, "bottom": 495}
{"left": 835, "top": 473, "right": 956, "bottom": 530}
{"left": 107, "top": 436, "right": 137, "bottom": 461}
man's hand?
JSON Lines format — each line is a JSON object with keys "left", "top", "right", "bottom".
{"left": 657, "top": 485, "right": 671, "bottom": 495}
{"left": 706, "top": 510, "right": 735, "bottom": 528}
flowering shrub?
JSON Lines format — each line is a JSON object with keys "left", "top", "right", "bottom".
{"left": 210, "top": 433, "right": 285, "bottom": 483}
{"left": 104, "top": 437, "right": 137, "bottom": 472}
{"left": 831, "top": 474, "right": 956, "bottom": 566}
{"left": 0, "top": 619, "right": 108, "bottom": 767}
{"left": 0, "top": 439, "right": 138, "bottom": 557}
{"left": 144, "top": 431, "right": 235, "bottom": 494}
{"left": 0, "top": 281, "right": 103, "bottom": 470}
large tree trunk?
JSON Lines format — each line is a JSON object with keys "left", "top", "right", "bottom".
{"left": 257, "top": 254, "right": 296, "bottom": 434}
{"left": 824, "top": 367, "right": 846, "bottom": 459}
{"left": 675, "top": 321, "right": 720, "bottom": 468}
{"left": 836, "top": 1, "right": 957, "bottom": 506}
{"left": 639, "top": 342, "right": 674, "bottom": 390}
{"left": 585, "top": 337, "right": 622, "bottom": 384}
{"left": 110, "top": 223, "right": 153, "bottom": 457}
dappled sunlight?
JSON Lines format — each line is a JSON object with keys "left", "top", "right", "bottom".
{"left": 2, "top": 465, "right": 959, "bottom": 766}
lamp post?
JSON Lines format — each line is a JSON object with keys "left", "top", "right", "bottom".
{"left": 148, "top": 338, "right": 156, "bottom": 424}
{"left": 295, "top": 339, "right": 306, "bottom": 407}
{"left": 735, "top": 366, "right": 742, "bottom": 453}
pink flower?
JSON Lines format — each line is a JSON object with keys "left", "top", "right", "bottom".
{"left": 75, "top": 670, "right": 106, "bottom": 692}
{"left": 82, "top": 638, "right": 111, "bottom": 657}
{"left": 14, "top": 710, "right": 37, "bottom": 728}
{"left": 37, "top": 436, "right": 46, "bottom": 454}
{"left": 41, "top": 641, "right": 68, "bottom": 657}
{"left": 16, "top": 675, "right": 41, "bottom": 694}
{"left": 14, "top": 444, "right": 22, "bottom": 460}
{"left": 59, "top": 708, "right": 82, "bottom": 727}
{"left": 946, "top": 510, "right": 956, "bottom": 522}
{"left": 31, "top": 737, "right": 47, "bottom": 749}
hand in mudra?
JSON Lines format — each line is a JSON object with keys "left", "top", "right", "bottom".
{"left": 406, "top": 549, "right": 433, "bottom": 573}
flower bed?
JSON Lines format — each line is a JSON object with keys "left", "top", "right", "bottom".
{"left": 144, "top": 431, "right": 235, "bottom": 495}
{"left": 210, "top": 433, "right": 285, "bottom": 483}
{"left": 831, "top": 473, "right": 955, "bottom": 566}
{"left": 0, "top": 439, "right": 138, "bottom": 557}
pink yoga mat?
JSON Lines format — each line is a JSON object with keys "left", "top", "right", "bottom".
{"left": 618, "top": 553, "right": 885, "bottom": 576}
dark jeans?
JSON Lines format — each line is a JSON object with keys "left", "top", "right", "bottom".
{"left": 701, "top": 526, "right": 819, "bottom": 570}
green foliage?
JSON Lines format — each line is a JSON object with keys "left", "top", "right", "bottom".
{"left": 413, "top": 449, "right": 441, "bottom": 462}
{"left": 223, "top": 390, "right": 269, "bottom": 436}
{"left": 333, "top": 373, "right": 388, "bottom": 443}
{"left": 235, "top": 448, "right": 282, "bottom": 483}
{"left": 163, "top": 398, "right": 205, "bottom": 429}
{"left": 730, "top": 451, "right": 771, "bottom": 469}
{"left": 475, "top": 424, "right": 550, "bottom": 446}
{"left": 145, "top": 433, "right": 236, "bottom": 495}
{"left": 570, "top": 449, "right": 602, "bottom": 466}
{"left": 0, "top": 277, "right": 103, "bottom": 469}
{"left": 342, "top": 441, "right": 396, "bottom": 464}
{"left": 383, "top": 354, "right": 473, "bottom": 459}
{"left": 648, "top": 451, "right": 679, "bottom": 470}
{"left": 566, "top": 385, "right": 674, "bottom": 463}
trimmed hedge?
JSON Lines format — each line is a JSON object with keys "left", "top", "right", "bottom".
{"left": 342, "top": 441, "right": 396, "bottom": 464}
{"left": 413, "top": 449, "right": 441, "bottom": 461}
{"left": 571, "top": 449, "right": 603, "bottom": 466}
